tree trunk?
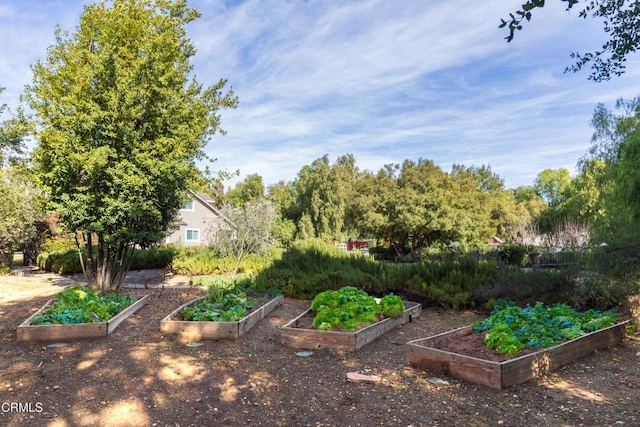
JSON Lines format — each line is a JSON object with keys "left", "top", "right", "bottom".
{"left": 76, "top": 233, "right": 134, "bottom": 292}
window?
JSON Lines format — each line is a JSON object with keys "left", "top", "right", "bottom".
{"left": 182, "top": 199, "right": 195, "bottom": 211}
{"left": 186, "top": 229, "right": 200, "bottom": 242}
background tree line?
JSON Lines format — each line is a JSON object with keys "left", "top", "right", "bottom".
{"left": 217, "top": 151, "right": 596, "bottom": 257}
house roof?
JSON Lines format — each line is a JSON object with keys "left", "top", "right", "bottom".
{"left": 188, "top": 189, "right": 237, "bottom": 229}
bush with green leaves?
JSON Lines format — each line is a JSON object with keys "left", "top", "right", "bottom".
{"left": 171, "top": 245, "right": 281, "bottom": 276}
{"left": 30, "top": 286, "right": 136, "bottom": 325}
{"left": 499, "top": 244, "right": 534, "bottom": 267}
{"left": 310, "top": 286, "right": 405, "bottom": 331}
{"left": 473, "top": 267, "right": 578, "bottom": 309}
{"left": 472, "top": 299, "right": 619, "bottom": 357}
{"left": 37, "top": 245, "right": 178, "bottom": 274}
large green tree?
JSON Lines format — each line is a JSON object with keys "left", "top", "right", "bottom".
{"left": 289, "top": 154, "right": 358, "bottom": 240}
{"left": 0, "top": 166, "right": 41, "bottom": 267}
{"left": 226, "top": 173, "right": 265, "bottom": 206}
{"left": 25, "top": 0, "right": 238, "bottom": 291}
{"left": 0, "top": 87, "right": 26, "bottom": 166}
{"left": 501, "top": 0, "right": 640, "bottom": 81}
{"left": 354, "top": 160, "right": 456, "bottom": 256}
{"left": 587, "top": 97, "right": 640, "bottom": 238}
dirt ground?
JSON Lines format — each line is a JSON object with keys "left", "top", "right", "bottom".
{"left": 1, "top": 268, "right": 639, "bottom": 427}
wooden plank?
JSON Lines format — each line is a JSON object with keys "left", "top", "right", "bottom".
{"left": 238, "top": 295, "right": 283, "bottom": 336}
{"left": 406, "top": 335, "right": 503, "bottom": 389}
{"left": 17, "top": 296, "right": 148, "bottom": 342}
{"left": 106, "top": 295, "right": 148, "bottom": 333}
{"left": 406, "top": 321, "right": 629, "bottom": 389}
{"left": 160, "top": 295, "right": 283, "bottom": 340}
{"left": 355, "top": 315, "right": 405, "bottom": 349}
{"left": 281, "top": 301, "right": 422, "bottom": 351}
{"left": 501, "top": 321, "right": 627, "bottom": 387}
{"left": 280, "top": 309, "right": 357, "bottom": 351}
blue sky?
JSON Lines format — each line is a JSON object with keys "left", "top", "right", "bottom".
{"left": 1, "top": 1, "right": 640, "bottom": 190}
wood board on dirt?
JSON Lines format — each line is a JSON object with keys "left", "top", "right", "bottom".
{"left": 16, "top": 295, "right": 149, "bottom": 342}
{"left": 160, "top": 294, "right": 284, "bottom": 341}
{"left": 280, "top": 300, "right": 421, "bottom": 351}
{"left": 405, "top": 321, "right": 629, "bottom": 389}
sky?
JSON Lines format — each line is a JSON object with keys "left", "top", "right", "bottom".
{"left": 1, "top": 1, "right": 640, "bottom": 190}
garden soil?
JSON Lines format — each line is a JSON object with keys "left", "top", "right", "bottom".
{"left": 1, "top": 267, "right": 639, "bottom": 426}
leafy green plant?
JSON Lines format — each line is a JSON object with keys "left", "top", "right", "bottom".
{"left": 310, "top": 286, "right": 405, "bottom": 331}
{"left": 472, "top": 299, "right": 619, "bottom": 357}
{"left": 182, "top": 285, "right": 266, "bottom": 322}
{"left": 31, "top": 286, "right": 136, "bottom": 325}
{"left": 379, "top": 293, "right": 405, "bottom": 318}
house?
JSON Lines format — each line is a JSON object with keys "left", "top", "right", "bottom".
{"left": 165, "top": 190, "right": 235, "bottom": 247}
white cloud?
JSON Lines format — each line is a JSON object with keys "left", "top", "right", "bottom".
{"left": 2, "top": 0, "right": 640, "bottom": 191}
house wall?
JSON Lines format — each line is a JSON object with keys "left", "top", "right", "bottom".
{"left": 165, "top": 198, "right": 217, "bottom": 247}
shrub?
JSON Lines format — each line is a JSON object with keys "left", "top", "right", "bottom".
{"left": 37, "top": 248, "right": 82, "bottom": 274}
{"left": 40, "top": 236, "right": 76, "bottom": 253}
{"left": 499, "top": 244, "right": 534, "bottom": 267}
{"left": 171, "top": 245, "right": 282, "bottom": 276}
{"left": 571, "top": 274, "right": 635, "bottom": 311}
{"left": 37, "top": 245, "right": 178, "bottom": 274}
{"left": 254, "top": 239, "right": 381, "bottom": 299}
{"left": 474, "top": 267, "right": 577, "bottom": 308}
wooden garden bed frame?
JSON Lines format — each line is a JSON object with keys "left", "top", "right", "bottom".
{"left": 160, "top": 294, "right": 284, "bottom": 340}
{"left": 17, "top": 295, "right": 149, "bottom": 342}
{"left": 280, "top": 301, "right": 421, "bottom": 351}
{"left": 406, "top": 320, "right": 629, "bottom": 389}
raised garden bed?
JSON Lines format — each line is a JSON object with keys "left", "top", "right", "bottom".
{"left": 406, "top": 320, "right": 629, "bottom": 389}
{"left": 280, "top": 300, "right": 421, "bottom": 351}
{"left": 17, "top": 295, "right": 149, "bottom": 342}
{"left": 160, "top": 294, "right": 283, "bottom": 340}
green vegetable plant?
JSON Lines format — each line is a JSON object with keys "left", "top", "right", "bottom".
{"left": 183, "top": 286, "right": 258, "bottom": 322}
{"left": 473, "top": 299, "right": 619, "bottom": 357}
{"left": 30, "top": 286, "right": 136, "bottom": 325}
{"left": 310, "top": 286, "right": 405, "bottom": 331}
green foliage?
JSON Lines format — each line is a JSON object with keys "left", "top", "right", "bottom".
{"left": 578, "top": 97, "right": 640, "bottom": 285}
{"left": 573, "top": 273, "right": 637, "bottom": 311}
{"left": 474, "top": 267, "right": 577, "bottom": 308}
{"left": 130, "top": 245, "right": 178, "bottom": 270}
{"left": 40, "top": 236, "right": 76, "bottom": 253}
{"left": 500, "top": 0, "right": 639, "bottom": 81}
{"left": 37, "top": 248, "right": 82, "bottom": 274}
{"left": 500, "top": 244, "right": 534, "bottom": 267}
{"left": 473, "top": 299, "right": 619, "bottom": 356}
{"left": 26, "top": 0, "right": 237, "bottom": 291}
{"left": 379, "top": 293, "right": 405, "bottom": 318}
{"left": 182, "top": 286, "right": 253, "bottom": 322}
{"left": 211, "top": 199, "right": 278, "bottom": 277}
{"left": 171, "top": 245, "right": 281, "bottom": 276}
{"left": 402, "top": 258, "right": 498, "bottom": 309}
{"left": 226, "top": 174, "right": 265, "bottom": 206}
{"left": 0, "top": 167, "right": 39, "bottom": 266}
{"left": 31, "top": 286, "right": 136, "bottom": 324}
{"left": 288, "top": 154, "right": 358, "bottom": 240}
{"left": 252, "top": 239, "right": 382, "bottom": 299}
{"left": 190, "top": 274, "right": 244, "bottom": 288}
{"left": 310, "top": 286, "right": 403, "bottom": 331}
{"left": 38, "top": 245, "right": 178, "bottom": 274}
